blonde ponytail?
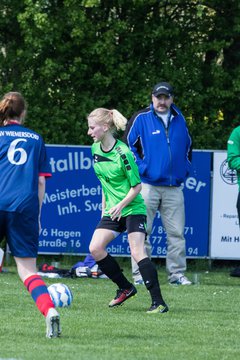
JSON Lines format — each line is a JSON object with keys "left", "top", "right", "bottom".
{"left": 87, "top": 107, "right": 127, "bottom": 133}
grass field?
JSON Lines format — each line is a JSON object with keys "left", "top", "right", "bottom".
{"left": 0, "top": 258, "right": 239, "bottom": 360}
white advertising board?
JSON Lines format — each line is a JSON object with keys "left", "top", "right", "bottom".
{"left": 210, "top": 151, "right": 239, "bottom": 258}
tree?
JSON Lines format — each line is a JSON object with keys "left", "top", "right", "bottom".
{"left": 0, "top": 0, "right": 239, "bottom": 149}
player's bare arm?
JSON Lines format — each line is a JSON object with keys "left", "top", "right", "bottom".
{"left": 108, "top": 183, "right": 142, "bottom": 221}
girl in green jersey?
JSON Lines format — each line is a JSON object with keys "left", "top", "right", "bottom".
{"left": 227, "top": 125, "right": 240, "bottom": 222}
{"left": 87, "top": 107, "right": 168, "bottom": 313}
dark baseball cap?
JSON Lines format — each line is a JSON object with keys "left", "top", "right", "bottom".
{"left": 152, "top": 82, "right": 174, "bottom": 97}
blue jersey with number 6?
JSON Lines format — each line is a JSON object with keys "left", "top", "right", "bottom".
{"left": 0, "top": 123, "right": 51, "bottom": 215}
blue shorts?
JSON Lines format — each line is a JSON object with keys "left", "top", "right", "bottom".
{"left": 96, "top": 214, "right": 147, "bottom": 235}
{"left": 0, "top": 210, "right": 39, "bottom": 258}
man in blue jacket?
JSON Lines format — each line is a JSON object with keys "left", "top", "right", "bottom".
{"left": 123, "top": 81, "right": 192, "bottom": 285}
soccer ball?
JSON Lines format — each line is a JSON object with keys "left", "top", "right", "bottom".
{"left": 48, "top": 283, "right": 73, "bottom": 308}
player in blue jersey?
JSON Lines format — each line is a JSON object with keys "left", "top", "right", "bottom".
{"left": 0, "top": 92, "right": 61, "bottom": 338}
{"left": 87, "top": 107, "right": 168, "bottom": 313}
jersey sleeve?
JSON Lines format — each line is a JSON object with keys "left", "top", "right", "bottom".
{"left": 227, "top": 127, "right": 240, "bottom": 171}
{"left": 118, "top": 145, "right": 142, "bottom": 187}
{"left": 39, "top": 139, "right": 52, "bottom": 178}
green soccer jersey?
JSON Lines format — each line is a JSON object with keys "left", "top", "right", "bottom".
{"left": 227, "top": 125, "right": 240, "bottom": 189}
{"left": 91, "top": 139, "right": 146, "bottom": 217}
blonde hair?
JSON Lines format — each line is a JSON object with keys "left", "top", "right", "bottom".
{"left": 87, "top": 108, "right": 127, "bottom": 133}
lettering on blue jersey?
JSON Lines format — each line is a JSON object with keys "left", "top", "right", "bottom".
{"left": 0, "top": 130, "right": 39, "bottom": 140}
{"left": 0, "top": 125, "right": 50, "bottom": 213}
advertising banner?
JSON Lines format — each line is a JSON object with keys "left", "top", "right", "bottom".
{"left": 39, "top": 146, "right": 211, "bottom": 258}
{"left": 39, "top": 145, "right": 100, "bottom": 255}
{"left": 210, "top": 151, "right": 239, "bottom": 259}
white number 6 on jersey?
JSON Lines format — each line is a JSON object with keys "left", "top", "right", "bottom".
{"left": 8, "top": 138, "right": 27, "bottom": 165}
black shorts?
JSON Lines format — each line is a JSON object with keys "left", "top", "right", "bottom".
{"left": 96, "top": 214, "right": 147, "bottom": 235}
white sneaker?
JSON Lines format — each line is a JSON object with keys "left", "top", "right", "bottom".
{"left": 46, "top": 308, "right": 61, "bottom": 338}
{"left": 169, "top": 274, "right": 192, "bottom": 285}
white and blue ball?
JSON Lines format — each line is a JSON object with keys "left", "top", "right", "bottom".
{"left": 48, "top": 283, "right": 73, "bottom": 308}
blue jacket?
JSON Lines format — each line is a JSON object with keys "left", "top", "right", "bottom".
{"left": 123, "top": 103, "right": 192, "bottom": 186}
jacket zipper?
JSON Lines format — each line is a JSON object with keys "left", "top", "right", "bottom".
{"left": 165, "top": 125, "right": 173, "bottom": 186}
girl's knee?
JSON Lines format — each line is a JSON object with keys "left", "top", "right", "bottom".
{"left": 89, "top": 243, "right": 103, "bottom": 259}
{"left": 89, "top": 243, "right": 96, "bottom": 256}
{"left": 131, "top": 247, "right": 147, "bottom": 263}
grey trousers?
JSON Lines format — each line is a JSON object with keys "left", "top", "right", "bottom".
{"left": 131, "top": 183, "right": 187, "bottom": 281}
